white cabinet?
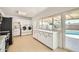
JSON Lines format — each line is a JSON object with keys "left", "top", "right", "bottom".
{"left": 33, "top": 29, "right": 58, "bottom": 50}
{"left": 22, "top": 30, "right": 32, "bottom": 35}
{"left": 44, "top": 32, "right": 53, "bottom": 48}
{"left": 33, "top": 30, "right": 36, "bottom": 38}
{"left": 33, "top": 30, "right": 38, "bottom": 39}
{"left": 38, "top": 31, "right": 44, "bottom": 42}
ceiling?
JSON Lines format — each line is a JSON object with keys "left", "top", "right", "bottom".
{"left": 65, "top": 9, "right": 79, "bottom": 19}
{"left": 0, "top": 7, "right": 47, "bottom": 17}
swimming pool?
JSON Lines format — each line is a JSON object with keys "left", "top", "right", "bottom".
{"left": 65, "top": 30, "right": 79, "bottom": 35}
{"left": 65, "top": 30, "right": 79, "bottom": 39}
{"left": 65, "top": 30, "right": 79, "bottom": 51}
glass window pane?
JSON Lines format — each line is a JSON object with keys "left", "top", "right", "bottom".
{"left": 65, "top": 9, "right": 79, "bottom": 39}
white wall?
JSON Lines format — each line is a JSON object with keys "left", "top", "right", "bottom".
{"left": 13, "top": 16, "right": 32, "bottom": 26}
{"left": 0, "top": 9, "right": 5, "bottom": 16}
{"left": 65, "top": 37, "right": 79, "bottom": 52}
{"left": 12, "top": 16, "right": 32, "bottom": 36}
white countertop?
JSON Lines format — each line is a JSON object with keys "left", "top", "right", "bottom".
{"left": 37, "top": 29, "right": 53, "bottom": 33}
{"left": 33, "top": 29, "right": 59, "bottom": 33}
{"left": 34, "top": 29, "right": 53, "bottom": 33}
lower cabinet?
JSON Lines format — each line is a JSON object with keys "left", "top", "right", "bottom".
{"left": 33, "top": 30, "right": 58, "bottom": 50}
{"left": 33, "top": 30, "right": 38, "bottom": 39}
{"left": 38, "top": 31, "right": 44, "bottom": 42}
{"left": 44, "top": 32, "right": 53, "bottom": 48}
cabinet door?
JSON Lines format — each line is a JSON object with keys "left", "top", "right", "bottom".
{"left": 33, "top": 30, "right": 38, "bottom": 39}
{"left": 40, "top": 32, "right": 46, "bottom": 44}
{"left": 35, "top": 31, "right": 38, "bottom": 39}
{"left": 38, "top": 31, "right": 43, "bottom": 42}
{"left": 44, "top": 32, "right": 53, "bottom": 48}
{"left": 33, "top": 30, "right": 36, "bottom": 38}
{"left": 33, "top": 30, "right": 35, "bottom": 38}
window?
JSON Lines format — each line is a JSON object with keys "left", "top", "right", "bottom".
{"left": 65, "top": 9, "right": 79, "bottom": 39}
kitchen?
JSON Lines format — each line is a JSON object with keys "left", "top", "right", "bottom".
{"left": 0, "top": 7, "right": 79, "bottom": 52}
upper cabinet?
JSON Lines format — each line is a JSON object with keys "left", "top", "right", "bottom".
{"left": 37, "top": 16, "right": 62, "bottom": 31}
{"left": 42, "top": 17, "right": 53, "bottom": 31}
{"left": 53, "top": 15, "right": 61, "bottom": 30}
{"left": 36, "top": 8, "right": 79, "bottom": 31}
{"left": 37, "top": 17, "right": 53, "bottom": 31}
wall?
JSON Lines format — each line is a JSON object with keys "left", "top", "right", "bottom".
{"left": 13, "top": 16, "right": 32, "bottom": 25}
{"left": 65, "top": 37, "right": 79, "bottom": 52}
{"left": 66, "top": 25, "right": 79, "bottom": 30}
{"left": 0, "top": 9, "right": 5, "bottom": 16}
{"left": 12, "top": 16, "right": 32, "bottom": 36}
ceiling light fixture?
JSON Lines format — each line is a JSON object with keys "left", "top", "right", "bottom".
{"left": 16, "top": 10, "right": 26, "bottom": 16}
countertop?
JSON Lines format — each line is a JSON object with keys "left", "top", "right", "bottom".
{"left": 33, "top": 29, "right": 60, "bottom": 33}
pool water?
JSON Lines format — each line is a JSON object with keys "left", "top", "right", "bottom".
{"left": 65, "top": 30, "right": 79, "bottom": 35}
